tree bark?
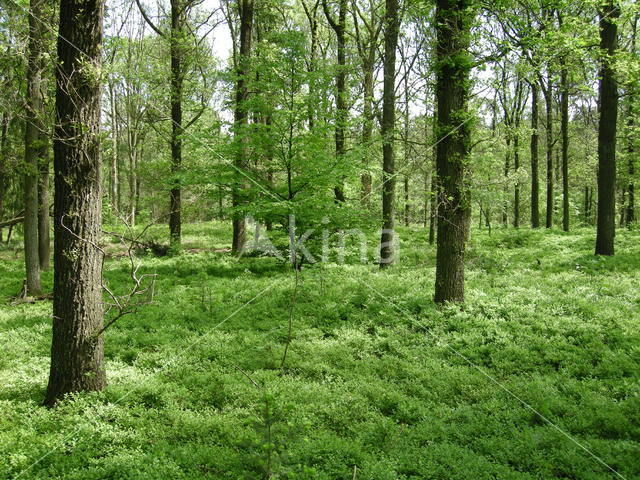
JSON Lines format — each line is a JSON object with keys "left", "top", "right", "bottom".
{"left": 379, "top": 0, "right": 400, "bottom": 268}
{"left": 24, "top": 0, "right": 48, "bottom": 295}
{"left": 543, "top": 80, "right": 553, "bottom": 228}
{"left": 434, "top": 0, "right": 473, "bottom": 303}
{"left": 595, "top": 0, "right": 620, "bottom": 255}
{"left": 45, "top": 0, "right": 106, "bottom": 406}
{"left": 38, "top": 154, "right": 50, "bottom": 270}
{"left": 169, "top": 0, "right": 184, "bottom": 247}
{"left": 530, "top": 81, "right": 540, "bottom": 228}
{"left": 108, "top": 81, "right": 119, "bottom": 212}
{"left": 323, "top": 0, "right": 347, "bottom": 202}
{"left": 0, "top": 113, "right": 8, "bottom": 242}
{"left": 232, "top": 0, "right": 254, "bottom": 254}
{"left": 560, "top": 64, "right": 570, "bottom": 232}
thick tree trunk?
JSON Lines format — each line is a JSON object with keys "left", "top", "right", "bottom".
{"left": 45, "top": 0, "right": 106, "bottom": 406}
{"left": 434, "top": 0, "right": 473, "bottom": 303}
{"left": 530, "top": 82, "right": 540, "bottom": 228}
{"left": 595, "top": 0, "right": 620, "bottom": 255}
{"left": 23, "top": 0, "right": 48, "bottom": 296}
{"left": 232, "top": 0, "right": 254, "bottom": 254}
{"left": 379, "top": 0, "right": 400, "bottom": 268}
{"left": 169, "top": 0, "right": 184, "bottom": 247}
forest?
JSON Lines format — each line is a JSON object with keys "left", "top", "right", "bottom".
{"left": 0, "top": 0, "right": 639, "bottom": 478}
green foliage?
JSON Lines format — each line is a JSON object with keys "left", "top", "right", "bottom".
{"left": 1, "top": 224, "right": 639, "bottom": 479}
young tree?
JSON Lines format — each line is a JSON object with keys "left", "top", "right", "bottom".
{"left": 433, "top": 0, "right": 474, "bottom": 303}
{"left": 379, "top": 0, "right": 400, "bottom": 267}
{"left": 323, "top": 0, "right": 348, "bottom": 202}
{"left": 45, "top": 0, "right": 106, "bottom": 406}
{"left": 594, "top": 0, "right": 620, "bottom": 255}
{"left": 23, "top": 0, "right": 47, "bottom": 296}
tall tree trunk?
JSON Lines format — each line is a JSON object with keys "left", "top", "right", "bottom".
{"left": 45, "top": 0, "right": 106, "bottom": 406}
{"left": 108, "top": 82, "right": 119, "bottom": 212}
{"left": 503, "top": 137, "right": 510, "bottom": 226}
{"left": 530, "top": 81, "right": 540, "bottom": 227}
{"left": 627, "top": 111, "right": 636, "bottom": 227}
{"left": 434, "top": 0, "right": 474, "bottom": 303}
{"left": 595, "top": 0, "right": 620, "bottom": 255}
{"left": 38, "top": 153, "right": 50, "bottom": 270}
{"left": 361, "top": 63, "right": 374, "bottom": 204}
{"left": 513, "top": 124, "right": 520, "bottom": 228}
{"left": 428, "top": 164, "right": 437, "bottom": 245}
{"left": 323, "top": 0, "right": 347, "bottom": 202}
{"left": 543, "top": 81, "right": 553, "bottom": 228}
{"left": 169, "top": 0, "right": 184, "bottom": 247}
{"left": 626, "top": 17, "right": 637, "bottom": 227}
{"left": 232, "top": 0, "right": 254, "bottom": 254}
{"left": 379, "top": 0, "right": 400, "bottom": 267}
{"left": 0, "top": 113, "right": 8, "bottom": 242}
{"left": 23, "top": 0, "right": 47, "bottom": 296}
{"left": 560, "top": 65, "right": 570, "bottom": 232}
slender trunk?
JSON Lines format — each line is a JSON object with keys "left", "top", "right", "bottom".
{"left": 0, "top": 114, "right": 8, "bottom": 242}
{"left": 543, "top": 82, "right": 553, "bottom": 228}
{"left": 560, "top": 63, "right": 570, "bottom": 231}
{"left": 323, "top": 0, "right": 347, "bottom": 202}
{"left": 129, "top": 146, "right": 137, "bottom": 227}
{"left": 45, "top": 0, "right": 106, "bottom": 406}
{"left": 513, "top": 128, "right": 520, "bottom": 228}
{"left": 169, "top": 0, "right": 183, "bottom": 247}
{"left": 595, "top": 0, "right": 620, "bottom": 255}
{"left": 232, "top": 0, "right": 254, "bottom": 254}
{"left": 626, "top": 17, "right": 637, "bottom": 227}
{"left": 428, "top": 111, "right": 437, "bottom": 245}
{"left": 530, "top": 82, "right": 540, "bottom": 227}
{"left": 503, "top": 137, "right": 510, "bottom": 225}
{"left": 379, "top": 0, "right": 400, "bottom": 267}
{"left": 38, "top": 154, "right": 50, "bottom": 270}
{"left": 428, "top": 164, "right": 437, "bottom": 245}
{"left": 627, "top": 112, "right": 635, "bottom": 226}
{"left": 24, "top": 0, "right": 47, "bottom": 295}
{"left": 109, "top": 82, "right": 119, "bottom": 212}
{"left": 434, "top": 0, "right": 474, "bottom": 303}
{"left": 403, "top": 81, "right": 410, "bottom": 227}
{"left": 361, "top": 64, "right": 374, "bottom": 204}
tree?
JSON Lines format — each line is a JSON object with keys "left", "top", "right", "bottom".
{"left": 351, "top": 0, "right": 383, "bottom": 203}
{"left": 323, "top": 0, "right": 348, "bottom": 202}
{"left": 231, "top": 0, "right": 254, "bottom": 254}
{"left": 23, "top": 0, "right": 48, "bottom": 296}
{"left": 135, "top": 0, "right": 209, "bottom": 247}
{"left": 530, "top": 80, "right": 540, "bottom": 228}
{"left": 379, "top": 0, "right": 400, "bottom": 267}
{"left": 45, "top": 0, "right": 106, "bottom": 406}
{"left": 594, "top": 0, "right": 620, "bottom": 256}
{"left": 433, "top": 0, "right": 474, "bottom": 304}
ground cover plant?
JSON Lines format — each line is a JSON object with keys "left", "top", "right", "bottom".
{"left": 1, "top": 223, "right": 638, "bottom": 479}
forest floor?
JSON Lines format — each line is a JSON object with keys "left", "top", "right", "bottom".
{"left": 0, "top": 223, "right": 639, "bottom": 479}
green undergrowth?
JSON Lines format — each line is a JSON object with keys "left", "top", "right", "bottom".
{"left": 0, "top": 223, "right": 638, "bottom": 479}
